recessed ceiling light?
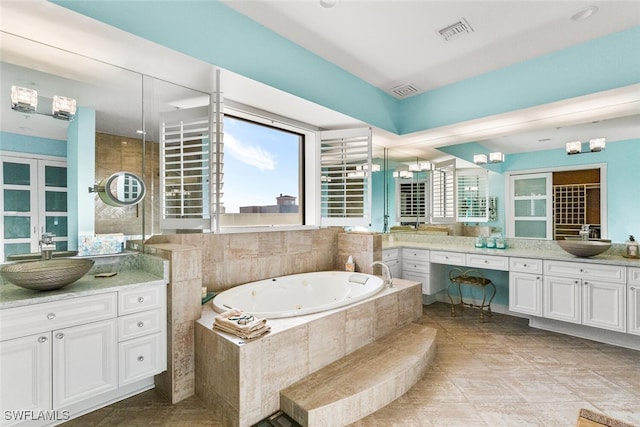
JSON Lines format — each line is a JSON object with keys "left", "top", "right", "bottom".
{"left": 320, "top": 0, "right": 337, "bottom": 8}
{"left": 570, "top": 6, "right": 598, "bottom": 22}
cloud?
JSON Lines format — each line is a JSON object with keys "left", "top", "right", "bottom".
{"left": 224, "top": 134, "right": 277, "bottom": 171}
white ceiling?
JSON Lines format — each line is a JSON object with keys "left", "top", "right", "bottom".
{"left": 1, "top": 0, "right": 639, "bottom": 162}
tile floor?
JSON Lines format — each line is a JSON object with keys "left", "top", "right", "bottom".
{"left": 65, "top": 302, "right": 640, "bottom": 427}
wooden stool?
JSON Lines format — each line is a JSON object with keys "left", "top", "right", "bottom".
{"left": 447, "top": 268, "right": 496, "bottom": 321}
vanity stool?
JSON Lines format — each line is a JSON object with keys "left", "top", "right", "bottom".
{"left": 447, "top": 268, "right": 496, "bottom": 321}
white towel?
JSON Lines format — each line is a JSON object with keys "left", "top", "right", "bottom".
{"left": 213, "top": 309, "right": 270, "bottom": 340}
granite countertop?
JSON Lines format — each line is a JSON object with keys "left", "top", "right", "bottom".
{"left": 0, "top": 253, "right": 168, "bottom": 309}
{"left": 383, "top": 239, "right": 640, "bottom": 268}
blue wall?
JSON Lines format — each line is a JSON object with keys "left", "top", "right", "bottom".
{"left": 0, "top": 132, "right": 67, "bottom": 157}
{"left": 54, "top": 1, "right": 640, "bottom": 137}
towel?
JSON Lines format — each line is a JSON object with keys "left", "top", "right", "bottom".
{"left": 213, "top": 308, "right": 270, "bottom": 340}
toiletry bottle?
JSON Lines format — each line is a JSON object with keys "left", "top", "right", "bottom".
{"left": 626, "top": 235, "right": 638, "bottom": 257}
{"left": 345, "top": 255, "right": 355, "bottom": 272}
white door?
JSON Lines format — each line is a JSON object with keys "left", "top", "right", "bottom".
{"left": 508, "top": 172, "right": 552, "bottom": 239}
{"left": 52, "top": 319, "right": 118, "bottom": 408}
{"left": 582, "top": 280, "right": 626, "bottom": 332}
{"left": 0, "top": 333, "right": 52, "bottom": 424}
{"left": 543, "top": 276, "right": 581, "bottom": 324}
{"left": 629, "top": 285, "right": 640, "bottom": 336}
{"left": 509, "top": 272, "right": 543, "bottom": 316}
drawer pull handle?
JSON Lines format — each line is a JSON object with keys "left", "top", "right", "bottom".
{"left": 38, "top": 336, "right": 48, "bottom": 343}
{"left": 47, "top": 313, "right": 56, "bottom": 320}
{"left": 484, "top": 260, "right": 489, "bottom": 264}
{"left": 523, "top": 264, "right": 528, "bottom": 267}
{"left": 55, "top": 333, "right": 64, "bottom": 340}
{"left": 580, "top": 269, "right": 585, "bottom": 273}
{"left": 137, "top": 297, "right": 145, "bottom": 303}
{"left": 631, "top": 287, "right": 636, "bottom": 291}
{"left": 137, "top": 356, "right": 144, "bottom": 362}
{"left": 137, "top": 321, "right": 145, "bottom": 328}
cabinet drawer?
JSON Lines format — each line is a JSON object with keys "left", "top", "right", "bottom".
{"left": 402, "top": 259, "right": 430, "bottom": 274}
{"left": 401, "top": 248, "right": 429, "bottom": 262}
{"left": 118, "top": 309, "right": 163, "bottom": 341}
{"left": 0, "top": 293, "right": 117, "bottom": 341}
{"left": 382, "top": 249, "right": 399, "bottom": 262}
{"left": 119, "top": 285, "right": 163, "bottom": 315}
{"left": 544, "top": 260, "right": 625, "bottom": 283}
{"left": 466, "top": 254, "right": 509, "bottom": 271}
{"left": 629, "top": 267, "right": 640, "bottom": 285}
{"left": 429, "top": 251, "right": 466, "bottom": 266}
{"left": 119, "top": 333, "right": 165, "bottom": 386}
{"left": 510, "top": 257, "right": 543, "bottom": 274}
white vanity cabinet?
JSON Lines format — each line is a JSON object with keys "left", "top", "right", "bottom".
{"left": 0, "top": 283, "right": 166, "bottom": 426}
{"left": 401, "top": 248, "right": 431, "bottom": 294}
{"left": 381, "top": 248, "right": 401, "bottom": 280}
{"left": 543, "top": 260, "right": 626, "bottom": 332}
{"left": 509, "top": 257, "right": 543, "bottom": 316}
{"left": 628, "top": 267, "right": 640, "bottom": 336}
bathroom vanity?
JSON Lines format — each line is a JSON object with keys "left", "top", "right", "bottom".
{"left": 0, "top": 255, "right": 168, "bottom": 426}
{"left": 384, "top": 236, "right": 640, "bottom": 350}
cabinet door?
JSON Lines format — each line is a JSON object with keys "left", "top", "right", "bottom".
{"left": 53, "top": 319, "right": 118, "bottom": 408}
{"left": 629, "top": 285, "right": 640, "bottom": 336}
{"left": 0, "top": 333, "right": 51, "bottom": 421}
{"left": 582, "top": 280, "right": 626, "bottom": 332}
{"left": 509, "top": 172, "right": 552, "bottom": 239}
{"left": 119, "top": 333, "right": 164, "bottom": 386}
{"left": 509, "top": 272, "right": 542, "bottom": 316}
{"left": 543, "top": 276, "right": 581, "bottom": 324}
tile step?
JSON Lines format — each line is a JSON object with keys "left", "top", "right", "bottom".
{"left": 279, "top": 322, "right": 437, "bottom": 427}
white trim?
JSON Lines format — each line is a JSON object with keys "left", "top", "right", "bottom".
{"left": 0, "top": 150, "right": 66, "bottom": 163}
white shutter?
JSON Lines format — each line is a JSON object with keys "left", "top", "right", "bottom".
{"left": 320, "top": 127, "right": 372, "bottom": 227}
{"left": 396, "top": 178, "right": 429, "bottom": 223}
{"left": 457, "top": 169, "right": 489, "bottom": 222}
{"left": 160, "top": 98, "right": 223, "bottom": 231}
{"left": 431, "top": 159, "right": 456, "bottom": 223}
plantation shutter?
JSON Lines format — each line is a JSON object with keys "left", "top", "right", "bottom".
{"left": 431, "top": 159, "right": 456, "bottom": 223}
{"left": 457, "top": 169, "right": 489, "bottom": 222}
{"left": 396, "top": 179, "right": 429, "bottom": 223}
{"left": 319, "top": 127, "right": 372, "bottom": 227}
{"left": 160, "top": 98, "right": 223, "bottom": 231}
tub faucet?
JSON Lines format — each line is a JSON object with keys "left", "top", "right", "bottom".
{"left": 579, "top": 225, "right": 591, "bottom": 240}
{"left": 370, "top": 261, "right": 393, "bottom": 288}
{"left": 39, "top": 233, "right": 56, "bottom": 260}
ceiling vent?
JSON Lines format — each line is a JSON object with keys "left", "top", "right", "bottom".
{"left": 389, "top": 83, "right": 420, "bottom": 98}
{"left": 438, "top": 18, "right": 474, "bottom": 41}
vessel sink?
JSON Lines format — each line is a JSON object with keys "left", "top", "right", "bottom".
{"left": 557, "top": 237, "right": 612, "bottom": 258}
{"left": 1, "top": 259, "right": 95, "bottom": 291}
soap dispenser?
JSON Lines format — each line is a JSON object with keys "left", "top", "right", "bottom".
{"left": 626, "top": 235, "right": 638, "bottom": 258}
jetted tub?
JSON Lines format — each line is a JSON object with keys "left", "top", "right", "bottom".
{"left": 212, "top": 271, "right": 385, "bottom": 318}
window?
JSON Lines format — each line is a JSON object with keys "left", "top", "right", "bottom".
{"left": 160, "top": 103, "right": 305, "bottom": 231}
{"left": 396, "top": 176, "right": 429, "bottom": 224}
{"left": 457, "top": 169, "right": 492, "bottom": 222}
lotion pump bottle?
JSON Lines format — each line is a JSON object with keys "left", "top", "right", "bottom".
{"left": 626, "top": 235, "right": 638, "bottom": 258}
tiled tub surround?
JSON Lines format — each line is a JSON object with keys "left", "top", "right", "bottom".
{"left": 195, "top": 278, "right": 422, "bottom": 427}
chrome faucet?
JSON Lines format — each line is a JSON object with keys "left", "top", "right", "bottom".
{"left": 39, "top": 233, "right": 56, "bottom": 260}
{"left": 579, "top": 224, "right": 591, "bottom": 241}
{"left": 370, "top": 261, "right": 393, "bottom": 288}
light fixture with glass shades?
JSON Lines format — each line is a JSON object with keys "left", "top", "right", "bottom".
{"left": 10, "top": 85, "right": 77, "bottom": 121}
{"left": 489, "top": 152, "right": 504, "bottom": 163}
{"left": 473, "top": 154, "right": 487, "bottom": 165}
{"left": 566, "top": 138, "right": 606, "bottom": 155}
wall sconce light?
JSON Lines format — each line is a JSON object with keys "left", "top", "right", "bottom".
{"left": 489, "top": 152, "right": 504, "bottom": 163}
{"left": 392, "top": 170, "right": 413, "bottom": 179}
{"left": 408, "top": 161, "right": 431, "bottom": 172}
{"left": 52, "top": 95, "right": 77, "bottom": 120}
{"left": 589, "top": 138, "right": 606, "bottom": 152}
{"left": 566, "top": 141, "right": 582, "bottom": 155}
{"left": 11, "top": 86, "right": 38, "bottom": 113}
{"left": 10, "top": 85, "right": 77, "bottom": 121}
{"left": 473, "top": 154, "right": 487, "bottom": 165}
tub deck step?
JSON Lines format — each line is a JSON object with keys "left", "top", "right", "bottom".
{"left": 279, "top": 322, "right": 437, "bottom": 427}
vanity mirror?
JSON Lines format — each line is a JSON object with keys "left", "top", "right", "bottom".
{"left": 90, "top": 172, "right": 146, "bottom": 207}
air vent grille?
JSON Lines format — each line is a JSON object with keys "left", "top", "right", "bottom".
{"left": 438, "top": 18, "right": 474, "bottom": 41}
{"left": 390, "top": 83, "right": 420, "bottom": 98}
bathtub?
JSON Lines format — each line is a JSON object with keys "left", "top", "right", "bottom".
{"left": 212, "top": 271, "right": 384, "bottom": 318}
